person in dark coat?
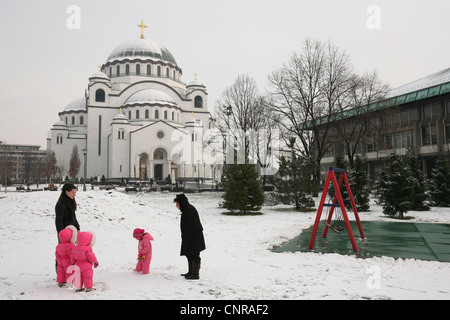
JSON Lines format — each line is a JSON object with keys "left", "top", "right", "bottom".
{"left": 55, "top": 183, "right": 80, "bottom": 272}
{"left": 55, "top": 183, "right": 80, "bottom": 233}
{"left": 174, "top": 194, "right": 205, "bottom": 280}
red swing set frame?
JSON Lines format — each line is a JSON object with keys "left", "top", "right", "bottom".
{"left": 307, "top": 167, "right": 366, "bottom": 252}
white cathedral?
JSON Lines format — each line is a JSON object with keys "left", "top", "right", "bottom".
{"left": 47, "top": 22, "right": 216, "bottom": 184}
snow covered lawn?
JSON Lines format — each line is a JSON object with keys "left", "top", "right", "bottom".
{"left": 1, "top": 189, "right": 449, "bottom": 300}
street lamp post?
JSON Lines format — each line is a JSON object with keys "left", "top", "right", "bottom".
{"left": 82, "top": 148, "right": 87, "bottom": 191}
{"left": 197, "top": 160, "right": 200, "bottom": 190}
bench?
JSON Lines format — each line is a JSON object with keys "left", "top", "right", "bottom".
{"left": 16, "top": 186, "right": 25, "bottom": 192}
{"left": 44, "top": 186, "right": 58, "bottom": 191}
{"left": 99, "top": 185, "right": 116, "bottom": 191}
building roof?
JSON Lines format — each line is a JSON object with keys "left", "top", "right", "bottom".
{"left": 360, "top": 67, "right": 450, "bottom": 115}
{"left": 387, "top": 67, "right": 450, "bottom": 98}
{"left": 304, "top": 67, "right": 450, "bottom": 128}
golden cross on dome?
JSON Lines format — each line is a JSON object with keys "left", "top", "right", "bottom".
{"left": 98, "top": 65, "right": 102, "bottom": 72}
{"left": 194, "top": 73, "right": 198, "bottom": 80}
{"left": 137, "top": 20, "right": 147, "bottom": 39}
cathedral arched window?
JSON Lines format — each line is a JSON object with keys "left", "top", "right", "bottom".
{"left": 136, "top": 110, "right": 140, "bottom": 119}
{"left": 172, "top": 112, "right": 174, "bottom": 121}
{"left": 116, "top": 65, "right": 120, "bottom": 76}
{"left": 56, "top": 135, "right": 63, "bottom": 144}
{"left": 145, "top": 109, "right": 149, "bottom": 119}
{"left": 126, "top": 64, "right": 130, "bottom": 75}
{"left": 173, "top": 70, "right": 176, "bottom": 79}
{"left": 80, "top": 116, "right": 84, "bottom": 125}
{"left": 118, "top": 129, "right": 125, "bottom": 140}
{"left": 155, "top": 110, "right": 159, "bottom": 119}
{"left": 157, "top": 66, "right": 161, "bottom": 77}
{"left": 95, "top": 89, "right": 105, "bottom": 102}
{"left": 147, "top": 64, "right": 151, "bottom": 75}
{"left": 195, "top": 96, "right": 203, "bottom": 108}
{"left": 72, "top": 116, "right": 75, "bottom": 125}
{"left": 136, "top": 64, "right": 140, "bottom": 75}
{"left": 164, "top": 111, "right": 168, "bottom": 119}
{"left": 166, "top": 68, "right": 170, "bottom": 77}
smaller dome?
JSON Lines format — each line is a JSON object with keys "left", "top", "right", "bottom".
{"left": 63, "top": 97, "right": 86, "bottom": 112}
{"left": 89, "top": 72, "right": 110, "bottom": 80}
{"left": 124, "top": 89, "right": 177, "bottom": 107}
{"left": 187, "top": 79, "right": 205, "bottom": 87}
{"left": 112, "top": 113, "right": 128, "bottom": 123}
{"left": 53, "top": 120, "right": 67, "bottom": 127}
{"left": 113, "top": 113, "right": 127, "bottom": 120}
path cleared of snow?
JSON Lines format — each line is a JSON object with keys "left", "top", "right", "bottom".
{"left": 1, "top": 189, "right": 449, "bottom": 300}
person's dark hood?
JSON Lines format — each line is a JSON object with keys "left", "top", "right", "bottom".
{"left": 175, "top": 194, "right": 189, "bottom": 211}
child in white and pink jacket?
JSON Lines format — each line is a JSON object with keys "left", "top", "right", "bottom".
{"left": 71, "top": 231, "right": 99, "bottom": 292}
{"left": 55, "top": 225, "right": 77, "bottom": 287}
{"left": 133, "top": 228, "right": 153, "bottom": 274}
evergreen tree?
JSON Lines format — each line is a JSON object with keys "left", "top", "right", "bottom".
{"left": 375, "top": 152, "right": 414, "bottom": 218}
{"left": 272, "top": 138, "right": 315, "bottom": 211}
{"left": 348, "top": 155, "right": 370, "bottom": 211}
{"left": 222, "top": 162, "right": 265, "bottom": 214}
{"left": 334, "top": 149, "right": 348, "bottom": 171}
{"left": 404, "top": 147, "right": 429, "bottom": 211}
{"left": 328, "top": 149, "right": 349, "bottom": 209}
{"left": 428, "top": 153, "right": 450, "bottom": 207}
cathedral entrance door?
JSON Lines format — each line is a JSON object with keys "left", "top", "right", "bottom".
{"left": 154, "top": 164, "right": 163, "bottom": 181}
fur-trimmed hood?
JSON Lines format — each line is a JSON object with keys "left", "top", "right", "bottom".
{"left": 58, "top": 225, "right": 78, "bottom": 244}
{"left": 66, "top": 225, "right": 78, "bottom": 244}
{"left": 77, "top": 231, "right": 96, "bottom": 247}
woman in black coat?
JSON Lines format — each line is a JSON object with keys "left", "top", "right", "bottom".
{"left": 54, "top": 183, "right": 80, "bottom": 272}
{"left": 174, "top": 194, "right": 205, "bottom": 280}
{"left": 55, "top": 183, "right": 80, "bottom": 234}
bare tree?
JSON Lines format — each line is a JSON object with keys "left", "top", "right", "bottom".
{"left": 46, "top": 150, "right": 58, "bottom": 181}
{"left": 215, "top": 74, "right": 274, "bottom": 166}
{"left": 333, "top": 71, "right": 390, "bottom": 168}
{"left": 0, "top": 143, "right": 12, "bottom": 190}
{"left": 68, "top": 145, "right": 81, "bottom": 179}
{"left": 23, "top": 152, "right": 33, "bottom": 182}
{"left": 268, "top": 38, "right": 354, "bottom": 184}
{"left": 56, "top": 163, "right": 66, "bottom": 182}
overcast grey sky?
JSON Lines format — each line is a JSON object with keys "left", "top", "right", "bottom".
{"left": 1, "top": 0, "right": 449, "bottom": 147}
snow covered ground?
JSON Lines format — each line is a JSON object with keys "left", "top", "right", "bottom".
{"left": 1, "top": 187, "right": 449, "bottom": 300}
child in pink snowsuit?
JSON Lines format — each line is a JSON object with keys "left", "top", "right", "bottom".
{"left": 71, "top": 231, "right": 99, "bottom": 292}
{"left": 55, "top": 225, "right": 77, "bottom": 287}
{"left": 133, "top": 228, "right": 153, "bottom": 274}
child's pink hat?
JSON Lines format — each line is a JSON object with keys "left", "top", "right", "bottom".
{"left": 133, "top": 228, "right": 145, "bottom": 239}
